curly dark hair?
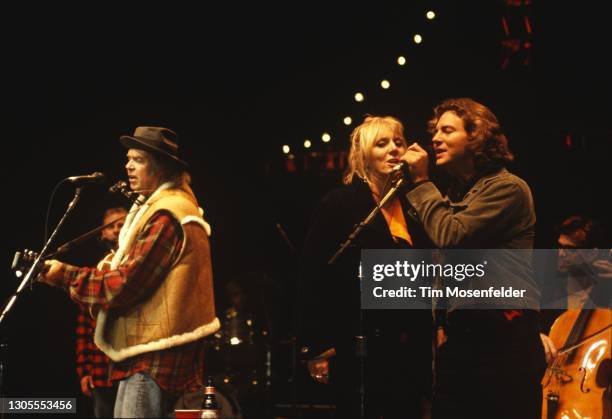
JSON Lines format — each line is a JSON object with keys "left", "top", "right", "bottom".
{"left": 557, "top": 215, "right": 606, "bottom": 248}
{"left": 428, "top": 98, "right": 514, "bottom": 170}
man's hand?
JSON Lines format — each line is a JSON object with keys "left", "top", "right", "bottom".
{"left": 40, "top": 259, "right": 65, "bottom": 285}
{"left": 540, "top": 333, "right": 558, "bottom": 364}
{"left": 80, "top": 375, "right": 94, "bottom": 397}
{"left": 436, "top": 327, "right": 447, "bottom": 349}
{"left": 401, "top": 142, "right": 430, "bottom": 183}
{"left": 593, "top": 259, "right": 612, "bottom": 280}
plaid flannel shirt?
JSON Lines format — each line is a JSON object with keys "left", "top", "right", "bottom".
{"left": 75, "top": 306, "right": 113, "bottom": 387}
{"left": 54, "top": 211, "right": 205, "bottom": 395}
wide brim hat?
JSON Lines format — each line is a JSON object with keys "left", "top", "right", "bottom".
{"left": 119, "top": 126, "right": 189, "bottom": 169}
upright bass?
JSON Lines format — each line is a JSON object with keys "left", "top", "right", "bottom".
{"left": 541, "top": 302, "right": 611, "bottom": 419}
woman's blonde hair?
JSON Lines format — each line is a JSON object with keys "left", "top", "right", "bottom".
{"left": 343, "top": 115, "right": 406, "bottom": 185}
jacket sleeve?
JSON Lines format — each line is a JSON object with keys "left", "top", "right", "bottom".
{"left": 405, "top": 178, "right": 532, "bottom": 248}
{"left": 41, "top": 212, "right": 182, "bottom": 313}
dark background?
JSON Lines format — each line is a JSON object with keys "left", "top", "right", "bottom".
{"left": 2, "top": 1, "right": 610, "bottom": 415}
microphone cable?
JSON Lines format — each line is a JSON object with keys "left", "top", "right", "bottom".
{"left": 43, "top": 178, "right": 70, "bottom": 246}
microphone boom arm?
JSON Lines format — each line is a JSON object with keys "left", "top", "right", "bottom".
{"left": 48, "top": 214, "right": 128, "bottom": 258}
{"left": 328, "top": 177, "right": 404, "bottom": 265}
{"left": 47, "top": 180, "right": 142, "bottom": 258}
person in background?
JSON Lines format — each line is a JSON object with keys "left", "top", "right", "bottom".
{"left": 76, "top": 206, "right": 126, "bottom": 418}
{"left": 555, "top": 215, "right": 610, "bottom": 308}
{"left": 540, "top": 214, "right": 611, "bottom": 360}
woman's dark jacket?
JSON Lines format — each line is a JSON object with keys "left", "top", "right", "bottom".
{"left": 298, "top": 178, "right": 433, "bottom": 358}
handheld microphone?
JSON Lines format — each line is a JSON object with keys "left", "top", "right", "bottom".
{"left": 392, "top": 145, "right": 435, "bottom": 172}
{"left": 391, "top": 161, "right": 408, "bottom": 172}
{"left": 66, "top": 172, "right": 106, "bottom": 185}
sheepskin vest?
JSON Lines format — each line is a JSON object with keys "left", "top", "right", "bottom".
{"left": 94, "top": 182, "right": 219, "bottom": 361}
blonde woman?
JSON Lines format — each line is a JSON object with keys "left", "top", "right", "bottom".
{"left": 299, "top": 116, "right": 433, "bottom": 418}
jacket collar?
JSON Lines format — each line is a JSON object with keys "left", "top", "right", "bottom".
{"left": 448, "top": 164, "right": 505, "bottom": 202}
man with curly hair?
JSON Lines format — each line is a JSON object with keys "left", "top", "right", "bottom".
{"left": 400, "top": 98, "right": 545, "bottom": 419}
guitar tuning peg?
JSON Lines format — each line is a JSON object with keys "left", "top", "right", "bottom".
{"left": 11, "top": 251, "right": 22, "bottom": 271}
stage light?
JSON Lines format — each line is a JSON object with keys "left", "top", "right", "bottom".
{"left": 397, "top": 56, "right": 406, "bottom": 66}
{"left": 322, "top": 133, "right": 331, "bottom": 143}
{"left": 304, "top": 139, "right": 312, "bottom": 148}
{"left": 381, "top": 80, "right": 391, "bottom": 89}
{"left": 426, "top": 11, "right": 436, "bottom": 20}
{"left": 230, "top": 337, "right": 242, "bottom": 345}
{"left": 343, "top": 116, "right": 352, "bottom": 125}
{"left": 354, "top": 92, "right": 365, "bottom": 102}
{"left": 414, "top": 34, "right": 423, "bottom": 44}
{"left": 282, "top": 145, "right": 290, "bottom": 154}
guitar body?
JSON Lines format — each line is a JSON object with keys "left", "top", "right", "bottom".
{"left": 542, "top": 308, "right": 612, "bottom": 419}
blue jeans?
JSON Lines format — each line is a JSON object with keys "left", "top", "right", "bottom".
{"left": 114, "top": 373, "right": 175, "bottom": 418}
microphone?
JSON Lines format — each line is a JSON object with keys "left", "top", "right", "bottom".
{"left": 391, "top": 161, "right": 408, "bottom": 172}
{"left": 392, "top": 145, "right": 435, "bottom": 172}
{"left": 66, "top": 172, "right": 106, "bottom": 185}
{"left": 108, "top": 180, "right": 128, "bottom": 194}
{"left": 108, "top": 180, "right": 141, "bottom": 204}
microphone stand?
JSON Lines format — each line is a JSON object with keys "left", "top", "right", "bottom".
{"left": 326, "top": 176, "right": 405, "bottom": 419}
{"left": 47, "top": 214, "right": 128, "bottom": 258}
{"left": 27, "top": 185, "right": 140, "bottom": 260}
{"left": 0, "top": 187, "right": 84, "bottom": 326}
{"left": 273, "top": 222, "right": 300, "bottom": 417}
{"left": 45, "top": 181, "right": 141, "bottom": 258}
{"left": 328, "top": 177, "right": 404, "bottom": 265}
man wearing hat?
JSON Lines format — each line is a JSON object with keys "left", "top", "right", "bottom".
{"left": 41, "top": 126, "right": 219, "bottom": 418}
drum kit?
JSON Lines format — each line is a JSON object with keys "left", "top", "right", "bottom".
{"left": 204, "top": 305, "right": 272, "bottom": 417}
